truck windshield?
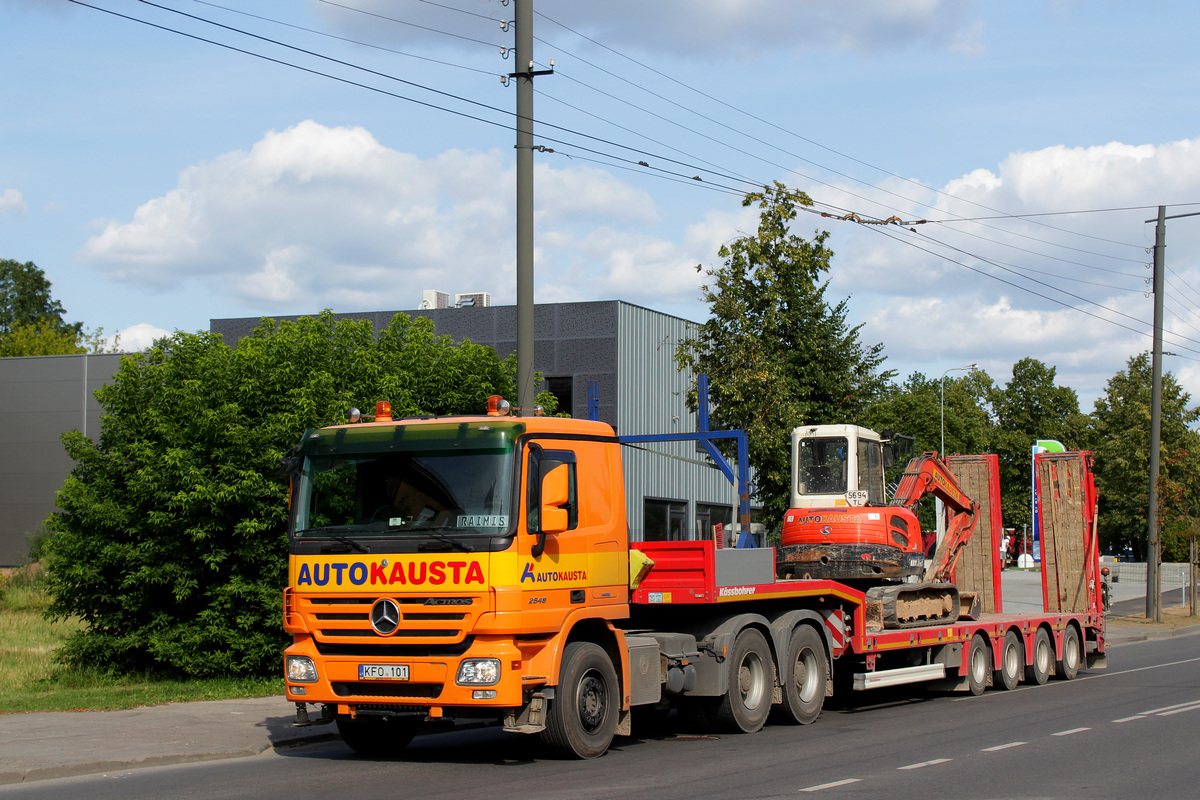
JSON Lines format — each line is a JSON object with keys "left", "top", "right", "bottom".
{"left": 292, "top": 422, "right": 521, "bottom": 539}
{"left": 796, "top": 436, "right": 848, "bottom": 495}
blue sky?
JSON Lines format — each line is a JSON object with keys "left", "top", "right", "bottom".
{"left": 3, "top": 0, "right": 1200, "bottom": 411}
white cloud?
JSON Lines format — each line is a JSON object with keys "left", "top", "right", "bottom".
{"left": 0, "top": 188, "right": 27, "bottom": 216}
{"left": 77, "top": 120, "right": 668, "bottom": 312}
{"left": 115, "top": 323, "right": 171, "bottom": 352}
{"left": 316, "top": 0, "right": 983, "bottom": 58}
{"left": 825, "top": 136, "right": 1200, "bottom": 404}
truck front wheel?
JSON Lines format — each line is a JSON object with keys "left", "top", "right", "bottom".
{"left": 541, "top": 641, "right": 619, "bottom": 759}
{"left": 712, "top": 628, "right": 773, "bottom": 733}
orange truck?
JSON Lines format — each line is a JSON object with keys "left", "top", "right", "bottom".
{"left": 281, "top": 400, "right": 1106, "bottom": 758}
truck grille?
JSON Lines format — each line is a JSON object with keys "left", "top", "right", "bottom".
{"left": 299, "top": 594, "right": 484, "bottom": 648}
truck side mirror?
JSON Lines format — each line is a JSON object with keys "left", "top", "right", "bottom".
{"left": 540, "top": 462, "right": 570, "bottom": 535}
{"left": 278, "top": 446, "right": 303, "bottom": 480}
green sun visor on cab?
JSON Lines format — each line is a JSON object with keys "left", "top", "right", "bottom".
{"left": 299, "top": 421, "right": 526, "bottom": 457}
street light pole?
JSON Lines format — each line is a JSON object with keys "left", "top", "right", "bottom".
{"left": 936, "top": 363, "right": 976, "bottom": 544}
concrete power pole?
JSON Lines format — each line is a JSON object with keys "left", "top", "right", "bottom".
{"left": 514, "top": 0, "right": 536, "bottom": 413}
{"left": 1147, "top": 205, "right": 1165, "bottom": 622}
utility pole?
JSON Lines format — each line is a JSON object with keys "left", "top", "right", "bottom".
{"left": 1145, "top": 207, "right": 1200, "bottom": 621}
{"left": 1147, "top": 206, "right": 1165, "bottom": 622}
{"left": 513, "top": 0, "right": 536, "bottom": 413}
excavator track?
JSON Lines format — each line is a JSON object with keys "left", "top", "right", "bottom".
{"left": 864, "top": 583, "right": 974, "bottom": 630}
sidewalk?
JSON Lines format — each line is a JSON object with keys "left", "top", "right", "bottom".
{"left": 1, "top": 585, "right": 1197, "bottom": 786}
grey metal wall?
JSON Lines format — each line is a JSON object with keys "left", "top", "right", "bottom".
{"left": 0, "top": 354, "right": 124, "bottom": 566}
{"left": 210, "top": 302, "right": 622, "bottom": 422}
{"left": 615, "top": 302, "right": 745, "bottom": 541}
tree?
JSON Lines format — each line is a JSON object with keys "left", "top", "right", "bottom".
{"left": 675, "top": 182, "right": 892, "bottom": 528}
{"left": 44, "top": 312, "right": 522, "bottom": 677}
{"left": 1088, "top": 353, "right": 1200, "bottom": 558}
{"left": 988, "top": 358, "right": 1088, "bottom": 531}
{"left": 0, "top": 259, "right": 81, "bottom": 337}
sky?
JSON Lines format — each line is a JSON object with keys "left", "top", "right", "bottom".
{"left": 3, "top": 0, "right": 1200, "bottom": 412}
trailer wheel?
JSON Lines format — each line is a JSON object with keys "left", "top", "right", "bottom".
{"left": 995, "top": 630, "right": 1022, "bottom": 691}
{"left": 966, "top": 634, "right": 990, "bottom": 696}
{"left": 336, "top": 714, "right": 418, "bottom": 757}
{"left": 773, "top": 625, "right": 826, "bottom": 725}
{"left": 1057, "top": 625, "right": 1081, "bottom": 681}
{"left": 1026, "top": 628, "right": 1052, "bottom": 686}
{"left": 540, "top": 641, "right": 618, "bottom": 759}
{"left": 712, "top": 628, "right": 773, "bottom": 733}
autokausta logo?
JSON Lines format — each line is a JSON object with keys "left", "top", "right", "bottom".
{"left": 520, "top": 563, "right": 587, "bottom": 584}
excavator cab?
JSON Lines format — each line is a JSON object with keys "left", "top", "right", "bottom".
{"left": 790, "top": 425, "right": 888, "bottom": 509}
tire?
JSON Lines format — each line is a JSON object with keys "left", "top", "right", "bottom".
{"left": 540, "top": 641, "right": 619, "bottom": 758}
{"left": 966, "top": 633, "right": 990, "bottom": 696}
{"left": 336, "top": 714, "right": 418, "bottom": 757}
{"left": 772, "top": 626, "right": 827, "bottom": 725}
{"left": 1057, "top": 625, "right": 1081, "bottom": 681}
{"left": 711, "top": 628, "right": 774, "bottom": 733}
{"left": 1026, "top": 628, "right": 1052, "bottom": 686}
{"left": 995, "top": 630, "right": 1022, "bottom": 691}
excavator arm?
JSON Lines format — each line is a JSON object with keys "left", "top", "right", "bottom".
{"left": 889, "top": 452, "right": 980, "bottom": 585}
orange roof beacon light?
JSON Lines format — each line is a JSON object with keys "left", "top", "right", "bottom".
{"left": 487, "top": 395, "right": 511, "bottom": 416}
{"left": 375, "top": 401, "right": 392, "bottom": 422}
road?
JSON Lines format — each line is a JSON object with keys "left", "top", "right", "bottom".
{"left": 2, "top": 634, "right": 1197, "bottom": 800}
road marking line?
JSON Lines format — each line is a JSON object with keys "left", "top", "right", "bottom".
{"left": 982, "top": 741, "right": 1027, "bottom": 752}
{"left": 1051, "top": 727, "right": 1091, "bottom": 736}
{"left": 1112, "top": 715, "right": 1145, "bottom": 723}
{"left": 799, "top": 778, "right": 862, "bottom": 792}
{"left": 1143, "top": 698, "right": 1200, "bottom": 715}
{"left": 1157, "top": 703, "right": 1200, "bottom": 717}
{"left": 898, "top": 758, "right": 952, "bottom": 770}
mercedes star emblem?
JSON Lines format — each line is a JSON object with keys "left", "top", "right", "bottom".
{"left": 370, "top": 598, "right": 400, "bottom": 635}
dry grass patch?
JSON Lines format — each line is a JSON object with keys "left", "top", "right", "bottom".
{"left": 1110, "top": 603, "right": 1200, "bottom": 629}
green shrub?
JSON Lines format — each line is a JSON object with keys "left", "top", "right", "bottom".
{"left": 44, "top": 312, "right": 516, "bottom": 677}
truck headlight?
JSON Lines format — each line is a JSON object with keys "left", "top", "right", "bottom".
{"left": 286, "top": 655, "right": 319, "bottom": 683}
{"left": 456, "top": 658, "right": 501, "bottom": 685}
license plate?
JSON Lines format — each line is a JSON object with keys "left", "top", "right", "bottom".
{"left": 359, "top": 664, "right": 410, "bottom": 681}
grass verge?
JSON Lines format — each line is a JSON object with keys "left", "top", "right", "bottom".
{"left": 1109, "top": 603, "right": 1200, "bottom": 629}
{"left": 0, "top": 566, "right": 283, "bottom": 714}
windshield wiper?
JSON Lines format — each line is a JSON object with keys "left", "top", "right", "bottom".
{"left": 296, "top": 526, "right": 371, "bottom": 554}
{"left": 410, "top": 528, "right": 474, "bottom": 553}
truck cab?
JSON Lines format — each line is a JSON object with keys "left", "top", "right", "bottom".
{"left": 282, "top": 403, "right": 632, "bottom": 757}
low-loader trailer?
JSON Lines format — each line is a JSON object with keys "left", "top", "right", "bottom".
{"left": 281, "top": 401, "right": 1106, "bottom": 758}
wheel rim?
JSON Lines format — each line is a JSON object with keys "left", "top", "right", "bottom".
{"left": 738, "top": 651, "right": 767, "bottom": 710}
{"left": 1065, "top": 633, "right": 1080, "bottom": 668}
{"left": 1036, "top": 637, "right": 1051, "bottom": 672}
{"left": 577, "top": 670, "right": 607, "bottom": 734}
{"left": 796, "top": 648, "right": 820, "bottom": 703}
{"left": 971, "top": 643, "right": 988, "bottom": 684}
{"left": 1004, "top": 643, "right": 1020, "bottom": 677}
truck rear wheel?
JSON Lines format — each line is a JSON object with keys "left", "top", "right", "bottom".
{"left": 773, "top": 625, "right": 826, "bottom": 725}
{"left": 541, "top": 641, "right": 618, "bottom": 759}
{"left": 995, "top": 630, "right": 1022, "bottom": 691}
{"left": 966, "top": 634, "right": 990, "bottom": 696}
{"left": 712, "top": 628, "right": 773, "bottom": 733}
{"left": 1057, "top": 625, "right": 1081, "bottom": 680}
{"left": 336, "top": 714, "right": 418, "bottom": 757}
{"left": 1026, "top": 628, "right": 1052, "bottom": 685}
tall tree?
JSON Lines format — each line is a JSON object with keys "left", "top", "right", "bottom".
{"left": 675, "top": 182, "right": 892, "bottom": 528}
{"left": 1088, "top": 352, "right": 1200, "bottom": 559}
{"left": 0, "top": 259, "right": 81, "bottom": 337}
{"left": 988, "top": 358, "right": 1088, "bottom": 531}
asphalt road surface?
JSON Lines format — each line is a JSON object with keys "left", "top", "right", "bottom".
{"left": 3, "top": 634, "right": 1197, "bottom": 800}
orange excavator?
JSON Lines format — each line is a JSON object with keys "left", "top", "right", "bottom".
{"left": 775, "top": 425, "right": 980, "bottom": 628}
